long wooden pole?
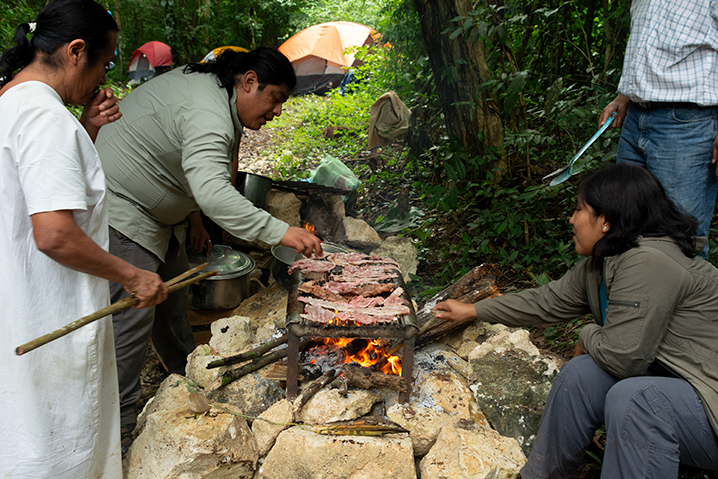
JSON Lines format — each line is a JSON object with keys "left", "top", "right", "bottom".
{"left": 15, "top": 265, "right": 215, "bottom": 356}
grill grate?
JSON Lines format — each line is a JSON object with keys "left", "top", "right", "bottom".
{"left": 284, "top": 266, "right": 417, "bottom": 402}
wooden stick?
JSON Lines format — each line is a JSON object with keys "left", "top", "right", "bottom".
{"left": 15, "top": 269, "right": 216, "bottom": 356}
{"left": 293, "top": 368, "right": 336, "bottom": 414}
{"left": 165, "top": 262, "right": 209, "bottom": 287}
{"left": 206, "top": 333, "right": 289, "bottom": 369}
{"left": 209, "top": 339, "right": 315, "bottom": 390}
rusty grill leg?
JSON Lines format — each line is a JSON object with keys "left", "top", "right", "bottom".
{"left": 286, "top": 331, "right": 300, "bottom": 401}
{"left": 400, "top": 337, "right": 414, "bottom": 403}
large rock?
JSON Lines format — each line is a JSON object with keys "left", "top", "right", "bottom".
{"left": 259, "top": 426, "right": 416, "bottom": 479}
{"left": 209, "top": 315, "right": 254, "bottom": 356}
{"left": 186, "top": 344, "right": 226, "bottom": 389}
{"left": 419, "top": 423, "right": 525, "bottom": 479}
{"left": 341, "top": 217, "right": 382, "bottom": 250}
{"left": 295, "top": 388, "right": 382, "bottom": 425}
{"left": 370, "top": 236, "right": 418, "bottom": 282}
{"left": 124, "top": 403, "right": 258, "bottom": 479}
{"left": 411, "top": 344, "right": 485, "bottom": 425}
{"left": 252, "top": 399, "right": 294, "bottom": 456}
{"left": 268, "top": 191, "right": 302, "bottom": 227}
{"left": 468, "top": 328, "right": 562, "bottom": 455}
{"left": 136, "top": 374, "right": 195, "bottom": 435}
{"left": 231, "top": 282, "right": 289, "bottom": 331}
{"left": 387, "top": 403, "right": 461, "bottom": 456}
{"left": 208, "top": 372, "right": 286, "bottom": 419}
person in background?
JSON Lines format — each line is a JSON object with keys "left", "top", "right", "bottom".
{"left": 599, "top": 0, "right": 718, "bottom": 259}
{"left": 0, "top": 0, "right": 166, "bottom": 476}
{"left": 95, "top": 47, "right": 322, "bottom": 453}
{"left": 434, "top": 163, "right": 718, "bottom": 478}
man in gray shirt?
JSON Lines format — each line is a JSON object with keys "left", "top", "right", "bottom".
{"left": 96, "top": 48, "right": 321, "bottom": 454}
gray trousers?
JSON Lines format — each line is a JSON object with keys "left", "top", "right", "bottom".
{"left": 522, "top": 354, "right": 718, "bottom": 479}
{"left": 109, "top": 228, "right": 196, "bottom": 427}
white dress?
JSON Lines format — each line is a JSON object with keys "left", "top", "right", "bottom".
{"left": 0, "top": 82, "right": 121, "bottom": 478}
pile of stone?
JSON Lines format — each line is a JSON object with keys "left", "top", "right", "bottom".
{"left": 122, "top": 189, "right": 563, "bottom": 478}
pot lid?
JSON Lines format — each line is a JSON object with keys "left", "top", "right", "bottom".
{"left": 187, "top": 244, "right": 254, "bottom": 280}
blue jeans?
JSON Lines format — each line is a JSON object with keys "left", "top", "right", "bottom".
{"left": 521, "top": 355, "right": 718, "bottom": 479}
{"left": 617, "top": 103, "right": 718, "bottom": 258}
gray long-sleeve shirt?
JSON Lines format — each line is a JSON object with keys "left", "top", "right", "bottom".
{"left": 474, "top": 237, "right": 718, "bottom": 435}
{"left": 96, "top": 68, "right": 288, "bottom": 260}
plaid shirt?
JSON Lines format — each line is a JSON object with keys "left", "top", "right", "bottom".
{"left": 617, "top": 0, "right": 718, "bottom": 106}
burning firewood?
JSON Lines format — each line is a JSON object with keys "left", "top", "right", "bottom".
{"left": 342, "top": 363, "right": 408, "bottom": 393}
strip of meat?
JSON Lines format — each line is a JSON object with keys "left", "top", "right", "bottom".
{"left": 298, "top": 295, "right": 410, "bottom": 317}
{"left": 298, "top": 281, "right": 345, "bottom": 302}
{"left": 288, "top": 258, "right": 336, "bottom": 275}
{"left": 328, "top": 253, "right": 402, "bottom": 269}
{"left": 300, "top": 303, "right": 336, "bottom": 324}
{"left": 347, "top": 295, "right": 384, "bottom": 308}
{"left": 383, "top": 287, "right": 406, "bottom": 307}
{"left": 300, "top": 303, "right": 396, "bottom": 326}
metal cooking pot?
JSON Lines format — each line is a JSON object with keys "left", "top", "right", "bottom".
{"left": 236, "top": 172, "right": 273, "bottom": 210}
{"left": 271, "top": 242, "right": 348, "bottom": 289}
{"left": 187, "top": 245, "right": 255, "bottom": 310}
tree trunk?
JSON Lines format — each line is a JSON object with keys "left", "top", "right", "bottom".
{"left": 412, "top": 0, "right": 504, "bottom": 164}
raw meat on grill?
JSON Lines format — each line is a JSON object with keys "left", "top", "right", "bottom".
{"left": 288, "top": 258, "right": 336, "bottom": 275}
{"left": 328, "top": 252, "right": 401, "bottom": 269}
{"left": 298, "top": 295, "right": 410, "bottom": 317}
{"left": 300, "top": 302, "right": 396, "bottom": 326}
{"left": 325, "top": 281, "right": 395, "bottom": 296}
{"left": 347, "top": 295, "right": 385, "bottom": 308}
{"left": 298, "top": 281, "right": 345, "bottom": 302}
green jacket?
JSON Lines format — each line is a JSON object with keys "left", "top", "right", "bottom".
{"left": 474, "top": 237, "right": 718, "bottom": 434}
{"left": 96, "top": 68, "right": 288, "bottom": 260}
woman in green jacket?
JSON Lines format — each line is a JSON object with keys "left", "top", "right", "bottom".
{"left": 435, "top": 163, "right": 718, "bottom": 478}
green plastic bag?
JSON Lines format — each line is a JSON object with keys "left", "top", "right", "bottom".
{"left": 310, "top": 155, "right": 361, "bottom": 201}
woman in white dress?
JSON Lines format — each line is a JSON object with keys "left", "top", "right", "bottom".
{"left": 0, "top": 0, "right": 167, "bottom": 476}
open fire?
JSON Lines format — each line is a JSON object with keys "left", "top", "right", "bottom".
{"left": 307, "top": 338, "right": 402, "bottom": 375}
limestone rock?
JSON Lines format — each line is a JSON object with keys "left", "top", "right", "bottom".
{"left": 124, "top": 404, "right": 258, "bottom": 479}
{"left": 209, "top": 315, "right": 254, "bottom": 356}
{"left": 294, "top": 388, "right": 381, "bottom": 425}
{"left": 252, "top": 399, "right": 294, "bottom": 456}
{"left": 259, "top": 426, "right": 416, "bottom": 479}
{"left": 468, "top": 329, "right": 562, "bottom": 455}
{"left": 419, "top": 424, "right": 525, "bottom": 479}
{"left": 412, "top": 364, "right": 487, "bottom": 427}
{"left": 341, "top": 217, "right": 382, "bottom": 250}
{"left": 268, "top": 191, "right": 302, "bottom": 227}
{"left": 186, "top": 344, "right": 225, "bottom": 389}
{"left": 208, "top": 372, "right": 285, "bottom": 419}
{"left": 370, "top": 236, "right": 418, "bottom": 282}
{"left": 456, "top": 340, "right": 479, "bottom": 360}
{"left": 231, "top": 282, "right": 288, "bottom": 331}
{"left": 387, "top": 403, "right": 461, "bottom": 456}
{"left": 136, "top": 374, "right": 194, "bottom": 435}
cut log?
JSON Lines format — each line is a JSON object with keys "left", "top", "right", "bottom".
{"left": 293, "top": 369, "right": 337, "bottom": 414}
{"left": 342, "top": 363, "right": 408, "bottom": 393}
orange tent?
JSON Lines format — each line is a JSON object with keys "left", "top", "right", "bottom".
{"left": 279, "top": 21, "right": 376, "bottom": 95}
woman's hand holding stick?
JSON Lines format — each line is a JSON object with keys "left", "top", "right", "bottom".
{"left": 15, "top": 263, "right": 215, "bottom": 356}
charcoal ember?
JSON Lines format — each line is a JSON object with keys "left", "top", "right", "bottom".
{"left": 300, "top": 363, "right": 323, "bottom": 381}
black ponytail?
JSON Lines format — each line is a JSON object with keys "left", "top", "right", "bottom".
{"left": 0, "top": 0, "right": 118, "bottom": 87}
{"left": 184, "top": 47, "right": 296, "bottom": 98}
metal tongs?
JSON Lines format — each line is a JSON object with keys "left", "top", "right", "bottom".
{"left": 542, "top": 111, "right": 617, "bottom": 186}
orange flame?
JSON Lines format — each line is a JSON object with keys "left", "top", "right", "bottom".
{"left": 304, "top": 223, "right": 316, "bottom": 234}
{"left": 310, "top": 337, "right": 402, "bottom": 375}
